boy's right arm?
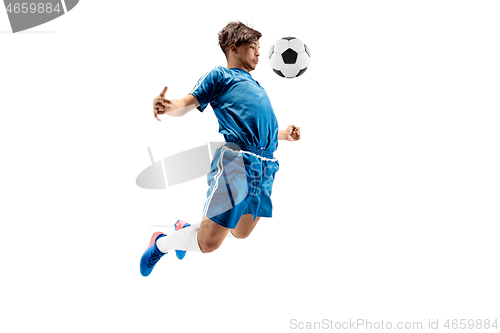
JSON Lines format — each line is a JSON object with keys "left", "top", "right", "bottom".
{"left": 153, "top": 86, "right": 200, "bottom": 121}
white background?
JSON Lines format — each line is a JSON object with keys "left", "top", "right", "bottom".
{"left": 1, "top": 1, "right": 499, "bottom": 332}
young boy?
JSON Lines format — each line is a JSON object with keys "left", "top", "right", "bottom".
{"left": 141, "top": 21, "right": 301, "bottom": 276}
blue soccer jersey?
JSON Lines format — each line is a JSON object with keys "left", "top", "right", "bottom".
{"left": 189, "top": 66, "right": 279, "bottom": 152}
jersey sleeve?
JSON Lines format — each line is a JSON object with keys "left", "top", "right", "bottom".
{"left": 189, "top": 67, "right": 223, "bottom": 112}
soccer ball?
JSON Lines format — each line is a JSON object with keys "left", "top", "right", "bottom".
{"left": 268, "top": 37, "right": 311, "bottom": 78}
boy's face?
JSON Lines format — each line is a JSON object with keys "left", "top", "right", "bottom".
{"left": 233, "top": 40, "right": 260, "bottom": 72}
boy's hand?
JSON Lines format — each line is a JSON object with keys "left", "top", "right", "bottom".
{"left": 284, "top": 124, "right": 301, "bottom": 141}
{"left": 153, "top": 86, "right": 172, "bottom": 122}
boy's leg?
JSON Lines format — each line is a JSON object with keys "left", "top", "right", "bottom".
{"left": 197, "top": 216, "right": 230, "bottom": 253}
{"left": 155, "top": 214, "right": 258, "bottom": 256}
{"left": 155, "top": 216, "right": 229, "bottom": 254}
{"left": 230, "top": 214, "right": 260, "bottom": 239}
{"left": 141, "top": 214, "right": 258, "bottom": 276}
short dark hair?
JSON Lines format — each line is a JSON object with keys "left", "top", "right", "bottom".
{"left": 218, "top": 21, "right": 262, "bottom": 58}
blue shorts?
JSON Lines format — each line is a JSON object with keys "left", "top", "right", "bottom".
{"left": 202, "top": 143, "right": 279, "bottom": 229}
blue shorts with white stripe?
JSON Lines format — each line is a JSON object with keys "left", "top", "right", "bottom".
{"left": 203, "top": 142, "right": 279, "bottom": 229}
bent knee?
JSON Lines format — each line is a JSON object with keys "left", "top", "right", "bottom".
{"left": 200, "top": 239, "right": 223, "bottom": 253}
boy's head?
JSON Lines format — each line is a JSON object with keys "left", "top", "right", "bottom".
{"left": 218, "top": 21, "right": 262, "bottom": 72}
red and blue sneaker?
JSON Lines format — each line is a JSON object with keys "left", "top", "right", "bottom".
{"left": 140, "top": 232, "right": 167, "bottom": 277}
{"left": 174, "top": 220, "right": 191, "bottom": 260}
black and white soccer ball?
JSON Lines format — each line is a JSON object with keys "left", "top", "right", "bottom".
{"left": 268, "top": 37, "right": 311, "bottom": 78}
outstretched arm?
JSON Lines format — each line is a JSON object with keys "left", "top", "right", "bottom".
{"left": 278, "top": 124, "right": 301, "bottom": 141}
{"left": 153, "top": 86, "right": 200, "bottom": 121}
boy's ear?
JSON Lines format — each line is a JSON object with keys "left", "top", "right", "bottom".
{"left": 230, "top": 44, "right": 237, "bottom": 54}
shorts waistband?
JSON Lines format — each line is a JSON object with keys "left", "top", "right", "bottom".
{"left": 224, "top": 142, "right": 275, "bottom": 160}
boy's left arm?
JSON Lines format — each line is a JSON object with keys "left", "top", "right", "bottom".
{"left": 278, "top": 124, "right": 301, "bottom": 141}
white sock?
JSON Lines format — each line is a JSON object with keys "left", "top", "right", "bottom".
{"left": 156, "top": 224, "right": 202, "bottom": 253}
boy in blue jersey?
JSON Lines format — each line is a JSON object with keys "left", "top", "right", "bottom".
{"left": 141, "top": 21, "right": 301, "bottom": 276}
